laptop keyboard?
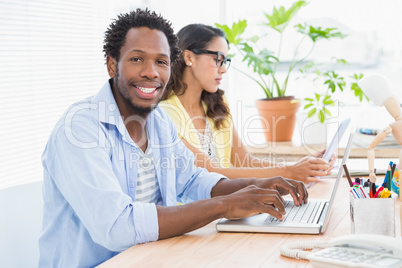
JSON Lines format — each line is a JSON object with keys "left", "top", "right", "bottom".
{"left": 264, "top": 200, "right": 321, "bottom": 223}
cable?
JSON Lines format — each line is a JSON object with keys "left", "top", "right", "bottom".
{"left": 280, "top": 240, "right": 328, "bottom": 260}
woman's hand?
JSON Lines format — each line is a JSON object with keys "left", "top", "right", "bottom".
{"left": 287, "top": 149, "right": 335, "bottom": 184}
{"left": 311, "top": 149, "right": 337, "bottom": 166}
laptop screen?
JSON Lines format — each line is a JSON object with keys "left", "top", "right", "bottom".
{"left": 321, "top": 123, "right": 356, "bottom": 232}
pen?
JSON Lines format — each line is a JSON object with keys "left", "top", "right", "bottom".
{"left": 355, "top": 177, "right": 361, "bottom": 185}
{"left": 362, "top": 179, "right": 370, "bottom": 196}
{"left": 366, "top": 179, "right": 371, "bottom": 191}
{"left": 350, "top": 188, "right": 358, "bottom": 199}
{"left": 383, "top": 164, "right": 391, "bottom": 189}
{"left": 358, "top": 185, "right": 368, "bottom": 198}
{"left": 391, "top": 163, "right": 396, "bottom": 178}
{"left": 374, "top": 186, "right": 384, "bottom": 198}
{"left": 343, "top": 164, "right": 353, "bottom": 187}
{"left": 352, "top": 187, "right": 362, "bottom": 199}
{"left": 386, "top": 165, "right": 392, "bottom": 190}
{"left": 370, "top": 182, "right": 376, "bottom": 198}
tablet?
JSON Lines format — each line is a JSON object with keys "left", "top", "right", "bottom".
{"left": 322, "top": 118, "right": 351, "bottom": 162}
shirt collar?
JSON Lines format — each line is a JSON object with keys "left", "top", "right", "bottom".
{"left": 90, "top": 79, "right": 164, "bottom": 147}
{"left": 90, "top": 79, "right": 131, "bottom": 141}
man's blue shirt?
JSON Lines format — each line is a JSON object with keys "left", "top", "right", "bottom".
{"left": 39, "top": 81, "right": 224, "bottom": 267}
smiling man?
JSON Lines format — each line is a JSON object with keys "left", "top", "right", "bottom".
{"left": 39, "top": 9, "right": 308, "bottom": 267}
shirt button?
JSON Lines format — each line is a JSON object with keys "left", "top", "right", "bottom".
{"left": 129, "top": 183, "right": 135, "bottom": 188}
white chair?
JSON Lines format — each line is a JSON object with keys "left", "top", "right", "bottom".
{"left": 0, "top": 181, "right": 43, "bottom": 268}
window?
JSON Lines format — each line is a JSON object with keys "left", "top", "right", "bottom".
{"left": 0, "top": 0, "right": 111, "bottom": 189}
{"left": 0, "top": 0, "right": 226, "bottom": 189}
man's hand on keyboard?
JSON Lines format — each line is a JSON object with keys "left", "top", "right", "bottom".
{"left": 215, "top": 177, "right": 308, "bottom": 221}
{"left": 252, "top": 176, "right": 308, "bottom": 206}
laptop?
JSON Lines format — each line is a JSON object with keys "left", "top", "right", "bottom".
{"left": 307, "top": 118, "right": 351, "bottom": 187}
{"left": 216, "top": 122, "right": 356, "bottom": 234}
{"left": 322, "top": 118, "right": 351, "bottom": 162}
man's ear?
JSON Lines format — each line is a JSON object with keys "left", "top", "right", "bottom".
{"left": 106, "top": 56, "right": 117, "bottom": 78}
{"left": 182, "top": 50, "right": 193, "bottom": 66}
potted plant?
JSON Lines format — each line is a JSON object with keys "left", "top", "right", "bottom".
{"left": 215, "top": 0, "right": 367, "bottom": 141}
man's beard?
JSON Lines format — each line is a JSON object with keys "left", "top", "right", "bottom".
{"left": 115, "top": 69, "right": 161, "bottom": 117}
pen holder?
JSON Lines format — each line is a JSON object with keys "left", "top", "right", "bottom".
{"left": 350, "top": 196, "right": 396, "bottom": 237}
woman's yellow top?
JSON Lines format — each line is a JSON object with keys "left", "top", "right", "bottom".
{"left": 160, "top": 93, "right": 233, "bottom": 168}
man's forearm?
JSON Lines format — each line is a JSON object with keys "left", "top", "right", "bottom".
{"left": 157, "top": 197, "right": 226, "bottom": 240}
{"left": 210, "top": 177, "right": 255, "bottom": 197}
{"left": 157, "top": 178, "right": 255, "bottom": 240}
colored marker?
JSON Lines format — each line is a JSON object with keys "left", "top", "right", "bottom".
{"left": 383, "top": 165, "right": 391, "bottom": 189}
{"left": 391, "top": 163, "right": 396, "bottom": 178}
{"left": 386, "top": 165, "right": 392, "bottom": 190}
{"left": 374, "top": 186, "right": 384, "bottom": 198}
{"left": 358, "top": 185, "right": 368, "bottom": 198}
{"left": 370, "top": 182, "right": 376, "bottom": 198}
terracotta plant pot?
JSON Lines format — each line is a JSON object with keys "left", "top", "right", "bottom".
{"left": 255, "top": 96, "right": 301, "bottom": 142}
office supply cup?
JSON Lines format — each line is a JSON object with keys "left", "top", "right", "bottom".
{"left": 350, "top": 196, "right": 396, "bottom": 237}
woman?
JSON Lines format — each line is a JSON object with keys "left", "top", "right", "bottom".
{"left": 160, "top": 24, "right": 333, "bottom": 184}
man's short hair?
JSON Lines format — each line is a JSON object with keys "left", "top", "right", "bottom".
{"left": 103, "top": 8, "right": 180, "bottom": 64}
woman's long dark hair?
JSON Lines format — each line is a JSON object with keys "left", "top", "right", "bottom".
{"left": 162, "top": 24, "right": 230, "bottom": 129}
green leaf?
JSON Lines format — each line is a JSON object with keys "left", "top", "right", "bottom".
{"left": 337, "top": 82, "right": 344, "bottom": 91}
{"left": 308, "top": 108, "right": 317, "bottom": 118}
{"left": 315, "top": 93, "right": 321, "bottom": 101}
{"left": 322, "top": 107, "right": 332, "bottom": 115}
{"left": 299, "top": 61, "right": 316, "bottom": 73}
{"left": 304, "top": 103, "right": 313, "bottom": 109}
{"left": 324, "top": 79, "right": 336, "bottom": 93}
{"left": 322, "top": 95, "right": 334, "bottom": 105}
{"left": 350, "top": 81, "right": 369, "bottom": 102}
{"left": 241, "top": 43, "right": 254, "bottom": 54}
{"left": 350, "top": 73, "right": 364, "bottom": 81}
{"left": 263, "top": 0, "right": 307, "bottom": 33}
{"left": 243, "top": 48, "right": 278, "bottom": 75}
{"left": 322, "top": 71, "right": 346, "bottom": 93}
{"left": 318, "top": 110, "right": 325, "bottom": 123}
{"left": 336, "top": 58, "right": 348, "bottom": 65}
{"left": 313, "top": 69, "right": 322, "bottom": 76}
{"left": 248, "top": 35, "right": 259, "bottom": 43}
{"left": 329, "top": 82, "right": 336, "bottom": 92}
{"left": 215, "top": 20, "right": 247, "bottom": 45}
{"left": 304, "top": 98, "right": 314, "bottom": 102}
{"left": 296, "top": 24, "right": 347, "bottom": 42}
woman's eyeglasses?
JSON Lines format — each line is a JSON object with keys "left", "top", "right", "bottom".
{"left": 189, "top": 49, "right": 231, "bottom": 70}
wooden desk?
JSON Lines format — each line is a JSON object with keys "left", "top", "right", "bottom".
{"left": 98, "top": 178, "right": 401, "bottom": 268}
{"left": 246, "top": 142, "right": 400, "bottom": 161}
